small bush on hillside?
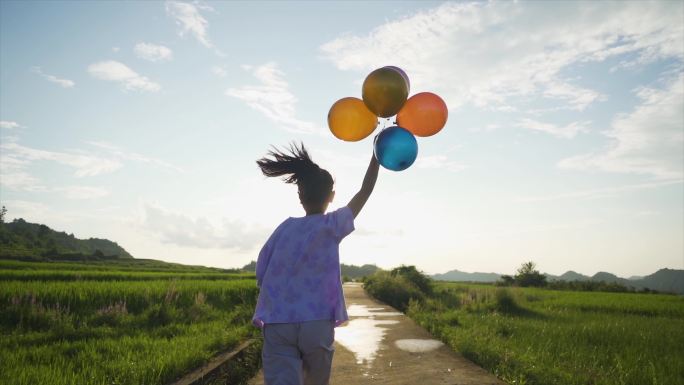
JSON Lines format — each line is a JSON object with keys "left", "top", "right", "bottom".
{"left": 515, "top": 262, "right": 547, "bottom": 287}
{"left": 364, "top": 272, "right": 425, "bottom": 312}
{"left": 364, "top": 266, "right": 433, "bottom": 312}
{"left": 496, "top": 262, "right": 547, "bottom": 288}
{"left": 390, "top": 265, "right": 433, "bottom": 295}
{"left": 494, "top": 288, "right": 520, "bottom": 313}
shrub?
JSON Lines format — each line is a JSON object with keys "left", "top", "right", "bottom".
{"left": 364, "top": 266, "right": 433, "bottom": 312}
{"left": 390, "top": 265, "right": 433, "bottom": 295}
{"left": 494, "top": 288, "right": 519, "bottom": 313}
{"left": 514, "top": 262, "right": 547, "bottom": 287}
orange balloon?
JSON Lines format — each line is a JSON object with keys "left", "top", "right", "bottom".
{"left": 328, "top": 97, "right": 378, "bottom": 142}
{"left": 362, "top": 67, "right": 409, "bottom": 118}
{"left": 396, "top": 92, "right": 448, "bottom": 137}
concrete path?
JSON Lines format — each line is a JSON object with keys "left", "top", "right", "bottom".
{"left": 249, "top": 283, "right": 505, "bottom": 385}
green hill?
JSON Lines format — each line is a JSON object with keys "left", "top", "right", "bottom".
{"left": 241, "top": 260, "right": 380, "bottom": 279}
{"left": 0, "top": 218, "right": 133, "bottom": 261}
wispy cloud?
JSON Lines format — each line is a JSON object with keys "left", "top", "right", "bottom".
{"left": 134, "top": 42, "right": 173, "bottom": 62}
{"left": 320, "top": 2, "right": 683, "bottom": 112}
{"left": 0, "top": 166, "right": 45, "bottom": 192}
{"left": 514, "top": 180, "right": 683, "bottom": 203}
{"left": 141, "top": 203, "right": 268, "bottom": 250}
{"left": 31, "top": 66, "right": 75, "bottom": 88}
{"left": 86, "top": 141, "right": 184, "bottom": 173}
{"left": 516, "top": 118, "right": 591, "bottom": 139}
{"left": 165, "top": 1, "right": 212, "bottom": 48}
{"left": 1, "top": 139, "right": 181, "bottom": 197}
{"left": 559, "top": 73, "right": 684, "bottom": 179}
{"left": 0, "top": 121, "right": 22, "bottom": 129}
{"left": 1, "top": 141, "right": 122, "bottom": 179}
{"left": 211, "top": 65, "right": 227, "bottom": 78}
{"left": 87, "top": 60, "right": 160, "bottom": 92}
{"left": 0, "top": 139, "right": 119, "bottom": 197}
{"left": 56, "top": 186, "right": 110, "bottom": 200}
{"left": 415, "top": 155, "right": 467, "bottom": 172}
{"left": 226, "top": 62, "right": 320, "bottom": 134}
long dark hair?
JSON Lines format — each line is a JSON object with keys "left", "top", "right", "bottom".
{"left": 256, "top": 142, "right": 333, "bottom": 205}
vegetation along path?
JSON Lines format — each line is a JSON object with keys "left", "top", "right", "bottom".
{"left": 249, "top": 282, "right": 504, "bottom": 385}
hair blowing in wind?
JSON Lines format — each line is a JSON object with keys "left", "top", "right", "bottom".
{"left": 256, "top": 142, "right": 333, "bottom": 204}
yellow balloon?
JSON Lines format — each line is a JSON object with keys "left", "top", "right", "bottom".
{"left": 328, "top": 97, "right": 378, "bottom": 142}
{"left": 362, "top": 67, "right": 409, "bottom": 118}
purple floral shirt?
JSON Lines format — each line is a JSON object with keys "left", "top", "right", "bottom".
{"left": 252, "top": 206, "right": 355, "bottom": 328}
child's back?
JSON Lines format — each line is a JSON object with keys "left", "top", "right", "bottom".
{"left": 253, "top": 142, "right": 379, "bottom": 385}
{"left": 253, "top": 207, "right": 354, "bottom": 327}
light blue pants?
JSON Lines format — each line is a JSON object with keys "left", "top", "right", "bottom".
{"left": 262, "top": 320, "right": 335, "bottom": 385}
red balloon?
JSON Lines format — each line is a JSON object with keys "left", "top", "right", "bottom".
{"left": 396, "top": 92, "right": 448, "bottom": 137}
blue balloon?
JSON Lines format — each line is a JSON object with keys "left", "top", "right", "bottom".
{"left": 374, "top": 126, "right": 418, "bottom": 171}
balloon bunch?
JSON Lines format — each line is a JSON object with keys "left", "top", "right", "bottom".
{"left": 328, "top": 66, "right": 448, "bottom": 171}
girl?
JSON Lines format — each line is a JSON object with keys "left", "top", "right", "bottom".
{"left": 253, "top": 142, "right": 379, "bottom": 385}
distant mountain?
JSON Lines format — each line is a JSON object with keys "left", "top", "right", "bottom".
{"left": 241, "top": 261, "right": 257, "bottom": 272}
{"left": 558, "top": 270, "right": 591, "bottom": 281}
{"left": 432, "top": 269, "right": 501, "bottom": 282}
{"left": 632, "top": 269, "right": 684, "bottom": 294}
{"left": 340, "top": 263, "right": 380, "bottom": 279}
{"left": 241, "top": 261, "right": 380, "bottom": 279}
{"left": 592, "top": 271, "right": 626, "bottom": 284}
{"left": 433, "top": 267, "right": 684, "bottom": 294}
{"left": 0, "top": 218, "right": 133, "bottom": 260}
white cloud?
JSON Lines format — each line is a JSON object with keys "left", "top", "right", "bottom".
{"left": 0, "top": 139, "right": 181, "bottom": 198}
{"left": 514, "top": 180, "right": 683, "bottom": 203}
{"left": 56, "top": 186, "right": 110, "bottom": 200}
{"left": 112, "top": 46, "right": 120, "bottom": 53}
{"left": 320, "top": 1, "right": 683, "bottom": 112}
{"left": 0, "top": 121, "right": 22, "bottom": 129}
{"left": 211, "top": 65, "right": 227, "bottom": 77}
{"left": 0, "top": 140, "right": 118, "bottom": 197}
{"left": 0, "top": 137, "right": 39, "bottom": 191}
{"left": 0, "top": 169, "right": 44, "bottom": 191}
{"left": 226, "top": 62, "right": 320, "bottom": 134}
{"left": 516, "top": 118, "right": 591, "bottom": 139}
{"left": 134, "top": 42, "right": 173, "bottom": 62}
{"left": 141, "top": 204, "right": 268, "bottom": 250}
{"left": 87, "top": 61, "right": 160, "bottom": 92}
{"left": 559, "top": 73, "right": 684, "bottom": 179}
{"left": 0, "top": 141, "right": 122, "bottom": 179}
{"left": 165, "top": 0, "right": 212, "bottom": 48}
{"left": 31, "top": 66, "right": 75, "bottom": 88}
{"left": 85, "top": 141, "right": 184, "bottom": 173}
{"left": 415, "top": 154, "right": 467, "bottom": 172}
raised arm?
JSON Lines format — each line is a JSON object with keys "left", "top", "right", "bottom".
{"left": 347, "top": 153, "right": 379, "bottom": 218}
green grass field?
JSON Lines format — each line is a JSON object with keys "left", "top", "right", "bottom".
{"left": 365, "top": 274, "right": 684, "bottom": 385}
{"left": 0, "top": 259, "right": 260, "bottom": 385}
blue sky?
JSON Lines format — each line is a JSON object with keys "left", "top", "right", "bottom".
{"left": 1, "top": 1, "right": 682, "bottom": 277}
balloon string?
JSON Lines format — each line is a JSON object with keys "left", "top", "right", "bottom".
{"left": 376, "top": 117, "right": 396, "bottom": 131}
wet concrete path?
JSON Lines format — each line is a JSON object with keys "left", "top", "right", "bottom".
{"left": 249, "top": 282, "right": 505, "bottom": 385}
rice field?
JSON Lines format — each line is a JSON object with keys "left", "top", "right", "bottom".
{"left": 406, "top": 282, "right": 684, "bottom": 385}
{"left": 0, "top": 260, "right": 260, "bottom": 385}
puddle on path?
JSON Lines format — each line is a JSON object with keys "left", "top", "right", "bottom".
{"left": 336, "top": 318, "right": 399, "bottom": 364}
{"left": 335, "top": 303, "right": 403, "bottom": 365}
{"left": 346, "top": 304, "right": 403, "bottom": 317}
{"left": 394, "top": 339, "right": 444, "bottom": 353}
